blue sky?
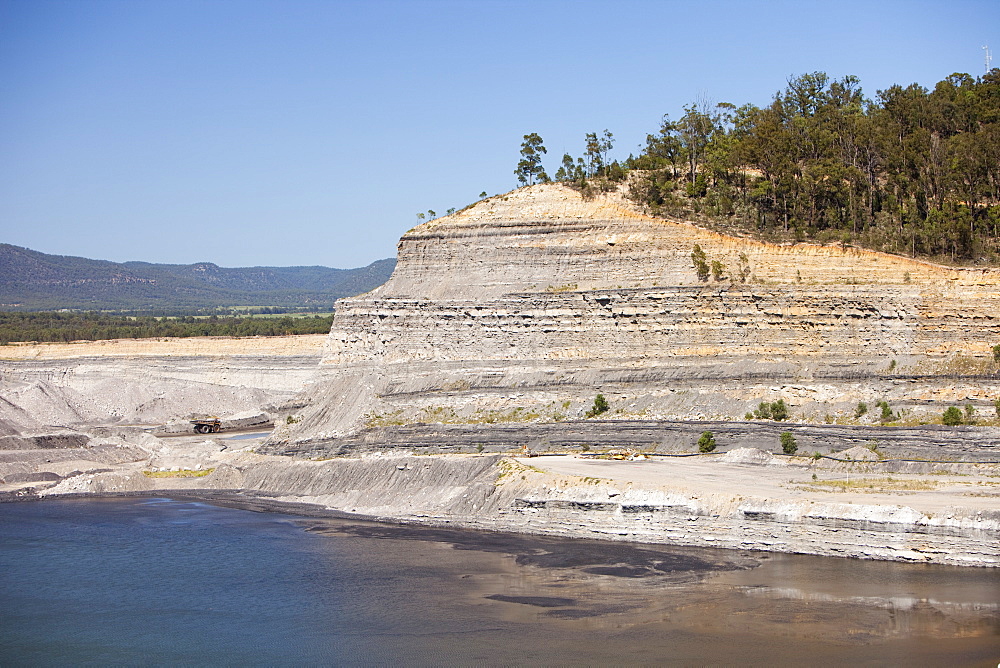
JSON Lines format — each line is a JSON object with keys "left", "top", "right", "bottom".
{"left": 1, "top": 0, "right": 998, "bottom": 268}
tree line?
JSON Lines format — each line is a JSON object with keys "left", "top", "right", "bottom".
{"left": 0, "top": 312, "right": 334, "bottom": 344}
{"left": 518, "top": 68, "right": 1000, "bottom": 264}
{"left": 516, "top": 130, "right": 625, "bottom": 188}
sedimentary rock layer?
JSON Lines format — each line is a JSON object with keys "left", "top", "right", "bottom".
{"left": 274, "top": 419, "right": 1000, "bottom": 462}
{"left": 276, "top": 185, "right": 1000, "bottom": 449}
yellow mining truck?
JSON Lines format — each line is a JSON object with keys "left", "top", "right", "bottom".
{"left": 190, "top": 417, "right": 222, "bottom": 434}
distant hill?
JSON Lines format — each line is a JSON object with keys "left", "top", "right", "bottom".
{"left": 0, "top": 244, "right": 395, "bottom": 312}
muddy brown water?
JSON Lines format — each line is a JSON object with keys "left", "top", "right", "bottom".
{"left": 2, "top": 496, "right": 998, "bottom": 666}
{"left": 299, "top": 516, "right": 1000, "bottom": 665}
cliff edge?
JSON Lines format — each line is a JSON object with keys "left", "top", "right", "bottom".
{"left": 271, "top": 184, "right": 1000, "bottom": 450}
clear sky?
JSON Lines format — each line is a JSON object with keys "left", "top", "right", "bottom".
{"left": 2, "top": 0, "right": 998, "bottom": 269}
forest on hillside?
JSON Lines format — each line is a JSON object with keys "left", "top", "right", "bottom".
{"left": 0, "top": 244, "right": 396, "bottom": 312}
{"left": 0, "top": 312, "right": 334, "bottom": 344}
{"left": 517, "top": 69, "right": 1000, "bottom": 264}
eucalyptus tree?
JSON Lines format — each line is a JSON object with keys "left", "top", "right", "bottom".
{"left": 582, "top": 130, "right": 615, "bottom": 178}
{"left": 584, "top": 132, "right": 602, "bottom": 176}
{"left": 516, "top": 133, "right": 548, "bottom": 185}
{"left": 555, "top": 152, "right": 576, "bottom": 182}
{"left": 627, "top": 68, "right": 1000, "bottom": 263}
{"left": 643, "top": 115, "right": 683, "bottom": 179}
{"left": 677, "top": 99, "right": 723, "bottom": 186}
{"left": 598, "top": 129, "right": 614, "bottom": 172}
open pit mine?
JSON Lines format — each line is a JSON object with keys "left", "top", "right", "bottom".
{"left": 2, "top": 184, "right": 999, "bottom": 566}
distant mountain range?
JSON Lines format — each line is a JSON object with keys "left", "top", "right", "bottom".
{"left": 0, "top": 244, "right": 396, "bottom": 312}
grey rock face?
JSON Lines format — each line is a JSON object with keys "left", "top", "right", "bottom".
{"left": 275, "top": 184, "right": 1000, "bottom": 450}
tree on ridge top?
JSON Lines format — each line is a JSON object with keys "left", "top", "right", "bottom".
{"left": 516, "top": 133, "right": 548, "bottom": 185}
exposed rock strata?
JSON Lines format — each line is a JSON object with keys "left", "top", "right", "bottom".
{"left": 499, "top": 482, "right": 1000, "bottom": 567}
{"left": 274, "top": 419, "right": 1000, "bottom": 463}
{"left": 274, "top": 184, "right": 1000, "bottom": 449}
{"left": 5, "top": 184, "right": 1000, "bottom": 567}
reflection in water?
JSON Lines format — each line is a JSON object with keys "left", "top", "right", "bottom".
{"left": 305, "top": 518, "right": 1000, "bottom": 664}
{"left": 1, "top": 498, "right": 997, "bottom": 666}
{"left": 303, "top": 517, "right": 1000, "bottom": 664}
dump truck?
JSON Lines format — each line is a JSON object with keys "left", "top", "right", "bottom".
{"left": 190, "top": 417, "right": 222, "bottom": 434}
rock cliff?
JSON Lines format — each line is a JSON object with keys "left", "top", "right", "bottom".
{"left": 6, "top": 198, "right": 999, "bottom": 566}
{"left": 273, "top": 184, "right": 1000, "bottom": 450}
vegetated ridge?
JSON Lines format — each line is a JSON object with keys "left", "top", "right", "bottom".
{"left": 516, "top": 69, "right": 1000, "bottom": 266}
{"left": 0, "top": 243, "right": 395, "bottom": 311}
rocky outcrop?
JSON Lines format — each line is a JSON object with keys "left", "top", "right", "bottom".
{"left": 273, "top": 184, "right": 1000, "bottom": 451}
{"left": 5, "top": 185, "right": 1000, "bottom": 567}
{"left": 273, "top": 419, "right": 1000, "bottom": 462}
{"left": 497, "top": 476, "right": 1000, "bottom": 567}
